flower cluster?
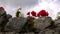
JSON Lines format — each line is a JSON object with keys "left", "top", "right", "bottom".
{"left": 27, "top": 11, "right": 36, "bottom": 17}
{"left": 37, "top": 10, "right": 49, "bottom": 17}
{"left": 27, "top": 10, "right": 49, "bottom": 17}
{"left": 31, "top": 11, "right": 36, "bottom": 17}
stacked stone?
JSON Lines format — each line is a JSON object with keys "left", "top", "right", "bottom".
{"left": 5, "top": 17, "right": 27, "bottom": 32}
{"left": 0, "top": 7, "right": 60, "bottom": 34}
{"left": 6, "top": 14, "right": 12, "bottom": 19}
{"left": 38, "top": 28, "right": 59, "bottom": 34}
{"left": 54, "top": 18, "right": 60, "bottom": 34}
{"left": 0, "top": 7, "right": 12, "bottom": 32}
{"left": 34, "top": 16, "right": 52, "bottom": 30}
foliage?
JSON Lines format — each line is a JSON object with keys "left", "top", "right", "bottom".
{"left": 16, "top": 11, "right": 20, "bottom": 17}
{"left": 21, "top": 16, "right": 36, "bottom": 32}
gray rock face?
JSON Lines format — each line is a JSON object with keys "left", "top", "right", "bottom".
{"left": 24, "top": 32, "right": 34, "bottom": 34}
{"left": 55, "top": 19, "right": 60, "bottom": 26}
{"left": 34, "top": 17, "right": 52, "bottom": 30}
{"left": 0, "top": 10, "right": 8, "bottom": 31}
{"left": 0, "top": 32, "right": 34, "bottom": 34}
{"left": 5, "top": 17, "right": 27, "bottom": 32}
{"left": 0, "top": 13, "right": 12, "bottom": 27}
{"left": 5, "top": 32, "right": 15, "bottom": 34}
{"left": 0, "top": 11, "right": 6, "bottom": 24}
{"left": 39, "top": 29, "right": 59, "bottom": 34}
{"left": 0, "top": 32, "right": 3, "bottom": 34}
{"left": 55, "top": 19, "right": 60, "bottom": 33}
{"left": 54, "top": 19, "right": 60, "bottom": 31}
{"left": 0, "top": 16, "right": 4, "bottom": 24}
{"left": 6, "top": 14, "right": 12, "bottom": 19}
{"left": 0, "top": 10, "right": 6, "bottom": 16}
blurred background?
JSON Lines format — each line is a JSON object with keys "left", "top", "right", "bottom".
{"left": 0, "top": 0, "right": 60, "bottom": 19}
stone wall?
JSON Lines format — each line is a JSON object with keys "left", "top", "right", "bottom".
{"left": 0, "top": 7, "right": 60, "bottom": 34}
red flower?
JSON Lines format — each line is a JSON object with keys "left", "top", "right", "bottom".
{"left": 46, "top": 12, "right": 49, "bottom": 16}
{"left": 27, "top": 12, "right": 30, "bottom": 15}
{"left": 37, "top": 12, "right": 40, "bottom": 17}
{"left": 37, "top": 10, "right": 49, "bottom": 17}
{"left": 40, "top": 10, "right": 46, "bottom": 16}
{"left": 31, "top": 11, "right": 36, "bottom": 17}
{"left": 0, "top": 7, "right": 4, "bottom": 11}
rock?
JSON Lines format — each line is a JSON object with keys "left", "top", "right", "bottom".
{"left": 55, "top": 19, "right": 60, "bottom": 26}
{"left": 0, "top": 10, "right": 6, "bottom": 17}
{"left": 5, "top": 32, "right": 16, "bottom": 34}
{"left": 0, "top": 10, "right": 6, "bottom": 24}
{"left": 39, "top": 29, "right": 59, "bottom": 34}
{"left": 0, "top": 8, "right": 13, "bottom": 32}
{"left": 0, "top": 32, "right": 3, "bottom": 34}
{"left": 24, "top": 32, "right": 34, "bottom": 34}
{"left": 44, "top": 29, "right": 55, "bottom": 34}
{"left": 54, "top": 26, "right": 60, "bottom": 34}
{"left": 0, "top": 11, "right": 8, "bottom": 31}
{"left": 6, "top": 14, "right": 12, "bottom": 19}
{"left": 5, "top": 17, "right": 27, "bottom": 32}
{"left": 34, "top": 16, "right": 52, "bottom": 30}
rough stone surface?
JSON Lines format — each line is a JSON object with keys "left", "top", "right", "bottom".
{"left": 0, "top": 14, "right": 60, "bottom": 34}
{"left": 0, "top": 10, "right": 6, "bottom": 24}
{"left": 5, "top": 32, "right": 16, "bottom": 34}
{"left": 55, "top": 19, "right": 60, "bottom": 26}
{"left": 0, "top": 10, "right": 9, "bottom": 32}
{"left": 34, "top": 17, "right": 52, "bottom": 30}
{"left": 0, "top": 32, "right": 35, "bottom": 34}
{"left": 5, "top": 17, "right": 27, "bottom": 32}
{"left": 0, "top": 10, "right": 6, "bottom": 16}
{"left": 6, "top": 14, "right": 12, "bottom": 19}
{"left": 39, "top": 29, "right": 59, "bottom": 34}
{"left": 24, "top": 32, "right": 34, "bottom": 34}
{"left": 0, "top": 32, "right": 3, "bottom": 34}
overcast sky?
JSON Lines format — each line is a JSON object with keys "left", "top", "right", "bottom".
{"left": 0, "top": 0, "right": 60, "bottom": 19}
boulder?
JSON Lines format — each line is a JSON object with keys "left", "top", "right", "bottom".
{"left": 0, "top": 10, "right": 8, "bottom": 31}
{"left": 0, "top": 10, "right": 6, "bottom": 17}
{"left": 6, "top": 14, "right": 12, "bottom": 19}
{"left": 55, "top": 19, "right": 60, "bottom": 26}
{"left": 39, "top": 29, "right": 59, "bottom": 34}
{"left": 5, "top": 17, "right": 27, "bottom": 32}
{"left": 24, "top": 32, "right": 34, "bottom": 34}
{"left": 34, "top": 16, "right": 52, "bottom": 30}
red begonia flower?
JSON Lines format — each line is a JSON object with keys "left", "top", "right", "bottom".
{"left": 27, "top": 12, "right": 30, "bottom": 15}
{"left": 31, "top": 11, "right": 36, "bottom": 17}
{"left": 0, "top": 7, "right": 4, "bottom": 11}
{"left": 40, "top": 10, "right": 46, "bottom": 16}
{"left": 37, "top": 10, "right": 49, "bottom": 17}
{"left": 46, "top": 12, "right": 49, "bottom": 16}
{"left": 37, "top": 12, "right": 40, "bottom": 17}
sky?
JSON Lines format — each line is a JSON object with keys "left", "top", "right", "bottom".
{"left": 0, "top": 0, "right": 60, "bottom": 19}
